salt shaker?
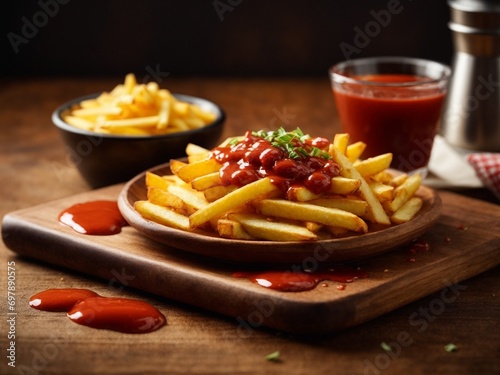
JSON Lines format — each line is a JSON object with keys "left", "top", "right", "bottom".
{"left": 440, "top": 0, "right": 500, "bottom": 152}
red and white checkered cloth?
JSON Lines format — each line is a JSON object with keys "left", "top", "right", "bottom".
{"left": 467, "top": 153, "right": 500, "bottom": 200}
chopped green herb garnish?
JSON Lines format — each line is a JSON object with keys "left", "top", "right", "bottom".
{"left": 380, "top": 342, "right": 392, "bottom": 352}
{"left": 264, "top": 350, "right": 281, "bottom": 362}
{"left": 444, "top": 343, "right": 458, "bottom": 352}
{"left": 228, "top": 137, "right": 240, "bottom": 146}
{"left": 251, "top": 127, "right": 330, "bottom": 160}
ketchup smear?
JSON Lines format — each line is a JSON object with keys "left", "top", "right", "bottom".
{"left": 233, "top": 266, "right": 368, "bottom": 292}
{"left": 29, "top": 289, "right": 166, "bottom": 334}
{"left": 58, "top": 200, "right": 128, "bottom": 235}
{"left": 211, "top": 130, "right": 341, "bottom": 196}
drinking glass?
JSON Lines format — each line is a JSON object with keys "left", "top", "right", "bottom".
{"left": 329, "top": 56, "right": 451, "bottom": 176}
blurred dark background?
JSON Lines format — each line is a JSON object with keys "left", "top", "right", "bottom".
{"left": 2, "top": 0, "right": 453, "bottom": 78}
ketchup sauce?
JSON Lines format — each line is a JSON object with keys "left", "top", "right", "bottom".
{"left": 233, "top": 266, "right": 368, "bottom": 292}
{"left": 29, "top": 288, "right": 99, "bottom": 312}
{"left": 333, "top": 74, "right": 446, "bottom": 172}
{"left": 29, "top": 288, "right": 166, "bottom": 334}
{"left": 211, "top": 130, "right": 340, "bottom": 197}
{"left": 68, "top": 297, "right": 166, "bottom": 334}
{"left": 58, "top": 200, "right": 128, "bottom": 235}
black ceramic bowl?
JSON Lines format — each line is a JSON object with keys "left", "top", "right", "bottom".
{"left": 52, "top": 93, "right": 225, "bottom": 188}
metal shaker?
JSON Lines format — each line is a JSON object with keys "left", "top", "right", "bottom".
{"left": 440, "top": 0, "right": 500, "bottom": 152}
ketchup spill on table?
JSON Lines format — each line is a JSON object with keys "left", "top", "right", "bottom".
{"left": 58, "top": 200, "right": 128, "bottom": 235}
{"left": 29, "top": 289, "right": 166, "bottom": 334}
{"left": 233, "top": 266, "right": 368, "bottom": 292}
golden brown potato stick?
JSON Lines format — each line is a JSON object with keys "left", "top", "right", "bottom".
{"left": 227, "top": 213, "right": 317, "bottom": 241}
{"left": 203, "top": 185, "right": 238, "bottom": 202}
{"left": 329, "top": 176, "right": 361, "bottom": 195}
{"left": 310, "top": 197, "right": 368, "bottom": 217}
{"left": 333, "top": 133, "right": 349, "bottom": 155}
{"left": 329, "top": 146, "right": 391, "bottom": 225}
{"left": 354, "top": 153, "right": 393, "bottom": 177}
{"left": 258, "top": 199, "right": 368, "bottom": 233}
{"left": 186, "top": 143, "right": 210, "bottom": 158}
{"left": 191, "top": 172, "right": 222, "bottom": 191}
{"left": 145, "top": 171, "right": 171, "bottom": 190}
{"left": 63, "top": 73, "right": 217, "bottom": 136}
{"left": 189, "top": 177, "right": 278, "bottom": 228}
{"left": 368, "top": 181, "right": 394, "bottom": 202}
{"left": 147, "top": 187, "right": 195, "bottom": 215}
{"left": 167, "top": 185, "right": 208, "bottom": 210}
{"left": 391, "top": 197, "right": 423, "bottom": 224}
{"left": 134, "top": 200, "right": 191, "bottom": 231}
{"left": 217, "top": 219, "right": 254, "bottom": 240}
{"left": 175, "top": 158, "right": 222, "bottom": 182}
{"left": 383, "top": 173, "right": 422, "bottom": 213}
{"left": 346, "top": 141, "right": 367, "bottom": 162}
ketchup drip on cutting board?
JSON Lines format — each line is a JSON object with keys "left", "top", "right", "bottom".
{"left": 29, "top": 289, "right": 166, "bottom": 334}
{"left": 58, "top": 200, "right": 128, "bottom": 235}
{"left": 233, "top": 266, "right": 368, "bottom": 292}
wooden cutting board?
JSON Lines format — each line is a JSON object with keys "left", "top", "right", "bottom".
{"left": 2, "top": 185, "right": 499, "bottom": 334}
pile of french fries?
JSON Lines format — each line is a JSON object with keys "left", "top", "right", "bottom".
{"left": 62, "top": 74, "right": 217, "bottom": 136}
{"left": 134, "top": 132, "right": 424, "bottom": 241}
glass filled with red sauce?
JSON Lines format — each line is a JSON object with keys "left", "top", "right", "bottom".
{"left": 329, "top": 57, "right": 451, "bottom": 175}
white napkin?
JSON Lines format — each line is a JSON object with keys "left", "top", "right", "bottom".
{"left": 426, "top": 135, "right": 483, "bottom": 189}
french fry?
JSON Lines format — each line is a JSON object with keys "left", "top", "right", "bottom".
{"left": 390, "top": 173, "right": 408, "bottom": 187}
{"left": 174, "top": 158, "right": 222, "bottom": 182}
{"left": 327, "top": 226, "right": 351, "bottom": 237}
{"left": 391, "top": 197, "right": 423, "bottom": 224}
{"left": 134, "top": 200, "right": 191, "bottom": 231}
{"left": 333, "top": 133, "right": 349, "bottom": 155}
{"left": 329, "top": 176, "right": 361, "bottom": 195}
{"left": 203, "top": 185, "right": 238, "bottom": 202}
{"left": 167, "top": 185, "right": 208, "bottom": 210}
{"left": 217, "top": 219, "right": 254, "bottom": 240}
{"left": 147, "top": 187, "right": 195, "bottom": 215}
{"left": 310, "top": 197, "right": 368, "bottom": 217}
{"left": 368, "top": 181, "right": 394, "bottom": 202}
{"left": 186, "top": 143, "right": 211, "bottom": 163}
{"left": 186, "top": 143, "right": 211, "bottom": 154}
{"left": 305, "top": 221, "right": 324, "bottom": 233}
{"left": 189, "top": 177, "right": 279, "bottom": 228}
{"left": 286, "top": 186, "right": 319, "bottom": 202}
{"left": 191, "top": 172, "right": 222, "bottom": 191}
{"left": 346, "top": 141, "right": 367, "bottom": 162}
{"left": 227, "top": 213, "right": 317, "bottom": 241}
{"left": 383, "top": 173, "right": 423, "bottom": 214}
{"left": 329, "top": 146, "right": 391, "bottom": 225}
{"left": 371, "top": 170, "right": 395, "bottom": 185}
{"left": 353, "top": 153, "right": 393, "bottom": 177}
{"left": 145, "top": 171, "right": 172, "bottom": 190}
{"left": 287, "top": 177, "right": 361, "bottom": 201}
{"left": 62, "top": 73, "right": 217, "bottom": 136}
{"left": 170, "top": 159, "right": 188, "bottom": 175}
{"left": 258, "top": 199, "right": 368, "bottom": 233}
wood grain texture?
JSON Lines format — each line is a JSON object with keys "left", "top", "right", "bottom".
{"left": 3, "top": 184, "right": 499, "bottom": 335}
{"left": 1, "top": 78, "right": 499, "bottom": 375}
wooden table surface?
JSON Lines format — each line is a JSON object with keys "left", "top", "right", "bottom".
{"left": 1, "top": 76, "right": 499, "bottom": 375}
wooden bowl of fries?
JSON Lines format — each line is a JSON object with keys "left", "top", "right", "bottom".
{"left": 52, "top": 92, "right": 225, "bottom": 188}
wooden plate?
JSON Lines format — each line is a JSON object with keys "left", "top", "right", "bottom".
{"left": 118, "top": 162, "right": 442, "bottom": 265}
